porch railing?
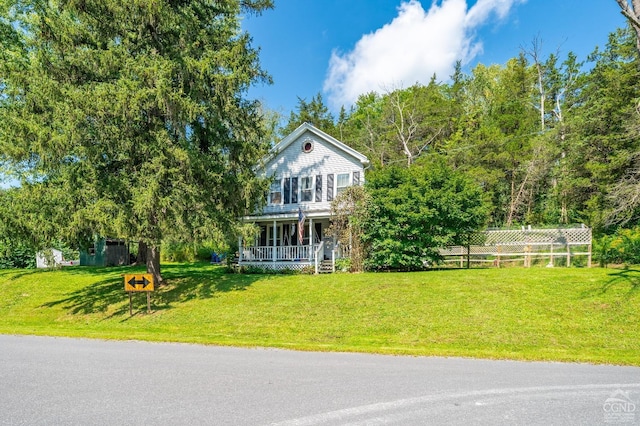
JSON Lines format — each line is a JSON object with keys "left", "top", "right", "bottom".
{"left": 243, "top": 246, "right": 273, "bottom": 261}
{"left": 242, "top": 244, "right": 320, "bottom": 262}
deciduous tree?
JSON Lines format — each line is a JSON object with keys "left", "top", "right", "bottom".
{"left": 363, "top": 158, "right": 488, "bottom": 271}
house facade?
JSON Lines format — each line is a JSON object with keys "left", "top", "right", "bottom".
{"left": 239, "top": 123, "right": 369, "bottom": 272}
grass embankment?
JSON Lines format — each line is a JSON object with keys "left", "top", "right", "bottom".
{"left": 0, "top": 264, "right": 638, "bottom": 365}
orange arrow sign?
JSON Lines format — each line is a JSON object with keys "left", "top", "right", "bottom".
{"left": 124, "top": 274, "right": 154, "bottom": 292}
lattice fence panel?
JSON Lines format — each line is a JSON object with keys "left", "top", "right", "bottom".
{"left": 441, "top": 225, "right": 592, "bottom": 267}
{"left": 239, "top": 261, "right": 311, "bottom": 271}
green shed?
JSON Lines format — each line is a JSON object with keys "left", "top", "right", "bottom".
{"left": 80, "top": 239, "right": 129, "bottom": 267}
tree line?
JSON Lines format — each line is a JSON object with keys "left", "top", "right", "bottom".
{"left": 287, "top": 26, "right": 640, "bottom": 233}
{"left": 2, "top": 0, "right": 640, "bottom": 273}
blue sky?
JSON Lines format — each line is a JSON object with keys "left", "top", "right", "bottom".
{"left": 0, "top": 0, "right": 629, "bottom": 189}
{"left": 242, "top": 0, "right": 628, "bottom": 117}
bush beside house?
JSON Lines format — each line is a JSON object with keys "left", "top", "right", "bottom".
{"left": 362, "top": 158, "right": 489, "bottom": 271}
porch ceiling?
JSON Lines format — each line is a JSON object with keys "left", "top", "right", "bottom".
{"left": 242, "top": 212, "right": 332, "bottom": 222}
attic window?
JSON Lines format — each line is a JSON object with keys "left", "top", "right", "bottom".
{"left": 302, "top": 141, "right": 314, "bottom": 153}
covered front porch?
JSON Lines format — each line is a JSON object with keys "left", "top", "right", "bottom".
{"left": 239, "top": 215, "right": 335, "bottom": 273}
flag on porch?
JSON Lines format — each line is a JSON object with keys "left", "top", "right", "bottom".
{"left": 298, "top": 207, "right": 306, "bottom": 245}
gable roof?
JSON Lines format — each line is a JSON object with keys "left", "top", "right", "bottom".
{"left": 265, "top": 122, "right": 369, "bottom": 167}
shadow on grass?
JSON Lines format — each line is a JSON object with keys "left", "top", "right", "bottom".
{"left": 41, "top": 264, "right": 265, "bottom": 319}
{"left": 0, "top": 264, "right": 141, "bottom": 282}
{"left": 0, "top": 268, "right": 51, "bottom": 281}
{"left": 581, "top": 267, "right": 640, "bottom": 297}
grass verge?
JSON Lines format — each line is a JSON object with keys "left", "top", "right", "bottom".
{"left": 0, "top": 264, "right": 638, "bottom": 365}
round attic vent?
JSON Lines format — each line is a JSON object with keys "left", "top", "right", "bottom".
{"left": 302, "top": 140, "right": 314, "bottom": 153}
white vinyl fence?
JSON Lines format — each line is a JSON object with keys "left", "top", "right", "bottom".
{"left": 440, "top": 225, "right": 592, "bottom": 267}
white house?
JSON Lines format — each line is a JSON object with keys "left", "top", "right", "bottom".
{"left": 239, "top": 122, "right": 369, "bottom": 272}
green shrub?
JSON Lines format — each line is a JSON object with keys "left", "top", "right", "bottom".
{"left": 595, "top": 227, "right": 640, "bottom": 267}
{"left": 363, "top": 158, "right": 488, "bottom": 271}
{"left": 300, "top": 265, "right": 315, "bottom": 275}
{"left": 161, "top": 243, "right": 194, "bottom": 262}
{"left": 162, "top": 241, "right": 230, "bottom": 263}
{"left": 0, "top": 240, "right": 36, "bottom": 269}
{"left": 239, "top": 265, "right": 299, "bottom": 275}
{"left": 334, "top": 258, "right": 351, "bottom": 272}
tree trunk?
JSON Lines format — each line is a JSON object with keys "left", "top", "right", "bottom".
{"left": 524, "top": 36, "right": 546, "bottom": 132}
{"left": 146, "top": 245, "right": 163, "bottom": 285}
{"left": 507, "top": 173, "right": 517, "bottom": 226}
{"left": 137, "top": 241, "right": 148, "bottom": 265}
{"left": 616, "top": 0, "right": 640, "bottom": 54}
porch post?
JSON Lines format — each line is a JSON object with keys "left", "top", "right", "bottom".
{"left": 238, "top": 236, "right": 243, "bottom": 262}
{"left": 309, "top": 218, "right": 313, "bottom": 261}
{"left": 272, "top": 220, "right": 277, "bottom": 262}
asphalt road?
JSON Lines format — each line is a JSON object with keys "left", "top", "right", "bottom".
{"left": 0, "top": 335, "right": 638, "bottom": 425}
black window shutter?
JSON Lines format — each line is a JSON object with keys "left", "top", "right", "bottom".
{"left": 291, "top": 177, "right": 298, "bottom": 203}
{"left": 283, "top": 178, "right": 291, "bottom": 204}
{"left": 327, "top": 174, "right": 334, "bottom": 202}
{"left": 353, "top": 171, "right": 360, "bottom": 185}
{"left": 315, "top": 175, "right": 322, "bottom": 202}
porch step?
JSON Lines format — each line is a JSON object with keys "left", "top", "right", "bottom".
{"left": 318, "top": 260, "right": 334, "bottom": 273}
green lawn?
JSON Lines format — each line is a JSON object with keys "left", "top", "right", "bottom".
{"left": 0, "top": 264, "right": 638, "bottom": 365}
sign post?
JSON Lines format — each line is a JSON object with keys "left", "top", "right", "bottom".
{"left": 124, "top": 273, "right": 154, "bottom": 314}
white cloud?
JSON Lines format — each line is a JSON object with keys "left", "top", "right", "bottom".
{"left": 323, "top": 0, "right": 525, "bottom": 108}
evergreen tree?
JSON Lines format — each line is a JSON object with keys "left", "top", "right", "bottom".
{"left": 579, "top": 26, "right": 640, "bottom": 227}
{"left": 561, "top": 27, "right": 640, "bottom": 228}
{"left": 0, "top": 0, "right": 273, "bottom": 281}
{"left": 281, "top": 92, "right": 336, "bottom": 136}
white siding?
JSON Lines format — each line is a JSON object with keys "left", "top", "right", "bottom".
{"left": 259, "top": 131, "right": 365, "bottom": 216}
{"left": 36, "top": 249, "right": 63, "bottom": 268}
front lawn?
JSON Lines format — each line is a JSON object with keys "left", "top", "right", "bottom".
{"left": 0, "top": 264, "right": 638, "bottom": 365}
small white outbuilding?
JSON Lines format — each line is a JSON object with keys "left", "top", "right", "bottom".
{"left": 35, "top": 249, "right": 63, "bottom": 268}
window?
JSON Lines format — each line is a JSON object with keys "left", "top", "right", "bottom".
{"left": 270, "top": 180, "right": 282, "bottom": 204}
{"left": 302, "top": 140, "right": 314, "bottom": 153}
{"left": 327, "top": 174, "right": 334, "bottom": 201}
{"left": 336, "top": 173, "right": 350, "bottom": 194}
{"left": 301, "top": 177, "right": 313, "bottom": 202}
{"left": 315, "top": 174, "right": 322, "bottom": 202}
